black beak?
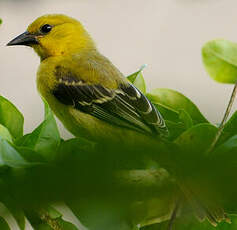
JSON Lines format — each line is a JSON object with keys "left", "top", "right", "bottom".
{"left": 7, "top": 31, "right": 38, "bottom": 46}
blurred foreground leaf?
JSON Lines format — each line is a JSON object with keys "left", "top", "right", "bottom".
{"left": 202, "top": 39, "right": 237, "bottom": 83}
{"left": 0, "top": 217, "right": 10, "bottom": 230}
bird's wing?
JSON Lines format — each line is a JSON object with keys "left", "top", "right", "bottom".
{"left": 52, "top": 72, "right": 168, "bottom": 136}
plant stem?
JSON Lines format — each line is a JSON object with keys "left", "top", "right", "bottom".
{"left": 167, "top": 199, "right": 180, "bottom": 230}
{"left": 208, "top": 81, "right": 237, "bottom": 153}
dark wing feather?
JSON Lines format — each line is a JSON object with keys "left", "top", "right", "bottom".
{"left": 53, "top": 75, "right": 168, "bottom": 136}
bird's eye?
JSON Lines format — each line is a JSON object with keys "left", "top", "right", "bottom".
{"left": 40, "top": 24, "right": 52, "bottom": 34}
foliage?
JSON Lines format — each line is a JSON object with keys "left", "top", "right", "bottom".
{"left": 0, "top": 19, "right": 237, "bottom": 229}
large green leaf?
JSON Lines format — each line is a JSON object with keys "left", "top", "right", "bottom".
{"left": 0, "top": 217, "right": 10, "bottom": 230}
{"left": 174, "top": 124, "right": 218, "bottom": 153}
{"left": 15, "top": 101, "right": 60, "bottom": 161}
{"left": 146, "top": 89, "right": 208, "bottom": 124}
{"left": 202, "top": 39, "right": 237, "bottom": 83}
{"left": 0, "top": 138, "right": 30, "bottom": 168}
{"left": 127, "top": 65, "right": 146, "bottom": 93}
{"left": 0, "top": 96, "right": 24, "bottom": 139}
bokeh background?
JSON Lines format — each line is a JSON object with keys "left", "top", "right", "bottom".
{"left": 0, "top": 0, "right": 237, "bottom": 140}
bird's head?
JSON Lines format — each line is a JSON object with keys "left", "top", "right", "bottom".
{"left": 7, "top": 14, "right": 96, "bottom": 60}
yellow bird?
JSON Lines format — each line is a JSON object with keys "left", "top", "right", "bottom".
{"left": 7, "top": 14, "right": 168, "bottom": 144}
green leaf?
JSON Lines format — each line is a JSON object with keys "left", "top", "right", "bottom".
{"left": 59, "top": 137, "right": 95, "bottom": 157}
{"left": 0, "top": 96, "right": 24, "bottom": 139}
{"left": 218, "top": 111, "right": 237, "bottom": 144}
{"left": 0, "top": 19, "right": 2, "bottom": 25}
{"left": 179, "top": 109, "right": 193, "bottom": 129}
{"left": 165, "top": 120, "right": 186, "bottom": 141}
{"left": 127, "top": 65, "right": 146, "bottom": 93}
{"left": 153, "top": 104, "right": 180, "bottom": 123}
{"left": 202, "top": 39, "right": 237, "bottom": 84}
{"left": 0, "top": 217, "right": 10, "bottom": 230}
{"left": 15, "top": 101, "right": 60, "bottom": 161}
{"left": 0, "top": 125, "right": 12, "bottom": 143}
{"left": 146, "top": 89, "right": 208, "bottom": 124}
{"left": 213, "top": 135, "right": 237, "bottom": 156}
{"left": 0, "top": 138, "right": 30, "bottom": 168}
{"left": 174, "top": 123, "right": 218, "bottom": 153}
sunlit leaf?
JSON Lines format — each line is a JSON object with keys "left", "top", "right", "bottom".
{"left": 146, "top": 89, "right": 208, "bottom": 124}
{"left": 127, "top": 65, "right": 146, "bottom": 93}
{"left": 0, "top": 96, "right": 24, "bottom": 139}
{"left": 0, "top": 138, "right": 30, "bottom": 168}
{"left": 0, "top": 125, "right": 12, "bottom": 143}
{"left": 202, "top": 39, "right": 237, "bottom": 84}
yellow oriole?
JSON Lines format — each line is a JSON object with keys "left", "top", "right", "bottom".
{"left": 7, "top": 14, "right": 168, "bottom": 144}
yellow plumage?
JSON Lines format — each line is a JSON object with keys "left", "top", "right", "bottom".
{"left": 7, "top": 14, "right": 168, "bottom": 144}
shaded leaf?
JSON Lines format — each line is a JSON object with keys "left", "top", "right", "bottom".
{"left": 213, "top": 135, "right": 237, "bottom": 156}
{"left": 153, "top": 104, "right": 180, "bottom": 123}
{"left": 202, "top": 39, "right": 237, "bottom": 83}
{"left": 0, "top": 96, "right": 24, "bottom": 139}
{"left": 0, "top": 217, "right": 10, "bottom": 230}
{"left": 59, "top": 137, "right": 95, "bottom": 158}
{"left": 127, "top": 65, "right": 146, "bottom": 93}
{"left": 15, "top": 101, "right": 60, "bottom": 161}
{"left": 174, "top": 124, "right": 218, "bottom": 153}
{"left": 146, "top": 89, "right": 208, "bottom": 124}
{"left": 218, "top": 111, "right": 237, "bottom": 144}
{"left": 165, "top": 120, "right": 186, "bottom": 141}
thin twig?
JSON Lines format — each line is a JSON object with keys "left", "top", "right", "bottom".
{"left": 168, "top": 199, "right": 180, "bottom": 230}
{"left": 208, "top": 81, "right": 237, "bottom": 153}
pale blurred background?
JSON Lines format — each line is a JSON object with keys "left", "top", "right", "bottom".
{"left": 0, "top": 0, "right": 237, "bottom": 139}
{"left": 0, "top": 1, "right": 237, "bottom": 229}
